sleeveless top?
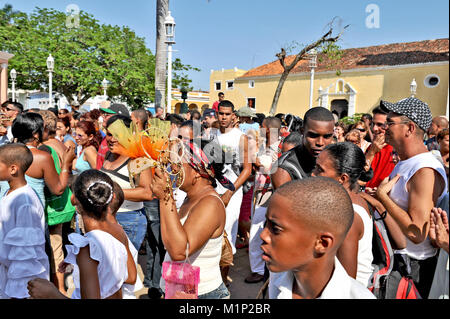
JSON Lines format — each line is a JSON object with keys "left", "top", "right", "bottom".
{"left": 277, "top": 144, "right": 313, "bottom": 181}
{"left": 160, "top": 194, "right": 224, "bottom": 296}
{"left": 100, "top": 155, "right": 143, "bottom": 212}
{"left": 389, "top": 152, "right": 448, "bottom": 260}
{"left": 352, "top": 203, "right": 374, "bottom": 287}
{"left": 65, "top": 230, "right": 128, "bottom": 299}
{"left": 122, "top": 237, "right": 144, "bottom": 299}
{"left": 74, "top": 149, "right": 92, "bottom": 174}
{"left": 216, "top": 128, "right": 244, "bottom": 183}
{"left": 45, "top": 146, "right": 75, "bottom": 226}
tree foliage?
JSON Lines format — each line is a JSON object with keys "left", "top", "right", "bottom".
{"left": 0, "top": 5, "right": 199, "bottom": 109}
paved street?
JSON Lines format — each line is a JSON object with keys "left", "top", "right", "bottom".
{"left": 135, "top": 246, "right": 265, "bottom": 299}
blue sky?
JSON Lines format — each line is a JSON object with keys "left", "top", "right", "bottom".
{"left": 2, "top": 0, "right": 449, "bottom": 91}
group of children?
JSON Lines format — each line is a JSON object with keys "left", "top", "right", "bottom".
{"left": 0, "top": 143, "right": 142, "bottom": 299}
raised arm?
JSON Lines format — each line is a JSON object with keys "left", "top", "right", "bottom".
{"left": 377, "top": 169, "right": 445, "bottom": 244}
{"left": 42, "top": 145, "right": 76, "bottom": 196}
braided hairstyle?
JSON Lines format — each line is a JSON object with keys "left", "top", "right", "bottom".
{"left": 73, "top": 169, "right": 114, "bottom": 219}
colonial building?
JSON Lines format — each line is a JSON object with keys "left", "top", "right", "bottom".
{"left": 210, "top": 39, "right": 449, "bottom": 118}
{"left": 171, "top": 89, "right": 211, "bottom": 114}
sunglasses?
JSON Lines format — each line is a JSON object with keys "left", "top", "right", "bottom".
{"left": 356, "top": 128, "right": 366, "bottom": 132}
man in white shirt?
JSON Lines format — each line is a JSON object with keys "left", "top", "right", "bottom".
{"left": 261, "top": 177, "right": 375, "bottom": 299}
{"left": 376, "top": 97, "right": 447, "bottom": 298}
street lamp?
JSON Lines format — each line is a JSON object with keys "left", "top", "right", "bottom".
{"left": 47, "top": 54, "right": 54, "bottom": 109}
{"left": 102, "top": 78, "right": 109, "bottom": 99}
{"left": 309, "top": 48, "right": 318, "bottom": 109}
{"left": 165, "top": 11, "right": 176, "bottom": 115}
{"left": 10, "top": 68, "right": 17, "bottom": 102}
{"left": 410, "top": 78, "right": 417, "bottom": 97}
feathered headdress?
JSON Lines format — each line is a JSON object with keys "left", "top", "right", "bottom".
{"left": 107, "top": 118, "right": 172, "bottom": 186}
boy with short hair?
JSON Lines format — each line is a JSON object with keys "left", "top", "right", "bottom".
{"left": 0, "top": 143, "right": 50, "bottom": 299}
{"left": 261, "top": 177, "right": 375, "bottom": 299}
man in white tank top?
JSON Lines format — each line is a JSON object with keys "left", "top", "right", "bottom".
{"left": 215, "top": 100, "right": 252, "bottom": 257}
{"left": 376, "top": 97, "right": 447, "bottom": 298}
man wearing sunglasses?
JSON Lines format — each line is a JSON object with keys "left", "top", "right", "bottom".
{"left": 364, "top": 104, "right": 397, "bottom": 192}
{"left": 375, "top": 97, "right": 447, "bottom": 298}
{"left": 0, "top": 100, "right": 23, "bottom": 145}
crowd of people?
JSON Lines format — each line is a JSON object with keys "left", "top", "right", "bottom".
{"left": 0, "top": 91, "right": 448, "bottom": 299}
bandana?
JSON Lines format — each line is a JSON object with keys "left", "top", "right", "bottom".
{"left": 183, "top": 142, "right": 235, "bottom": 192}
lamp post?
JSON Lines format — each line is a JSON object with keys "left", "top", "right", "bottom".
{"left": 165, "top": 11, "right": 176, "bottom": 115}
{"left": 47, "top": 54, "right": 54, "bottom": 109}
{"left": 102, "top": 78, "right": 109, "bottom": 100}
{"left": 410, "top": 78, "right": 417, "bottom": 97}
{"left": 10, "top": 68, "right": 16, "bottom": 102}
{"left": 309, "top": 49, "right": 318, "bottom": 109}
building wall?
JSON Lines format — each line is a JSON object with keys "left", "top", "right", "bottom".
{"left": 210, "top": 68, "right": 248, "bottom": 107}
{"left": 171, "top": 89, "right": 210, "bottom": 113}
{"left": 224, "top": 62, "right": 448, "bottom": 118}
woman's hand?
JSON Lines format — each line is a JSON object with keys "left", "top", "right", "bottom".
{"left": 150, "top": 166, "right": 172, "bottom": 200}
{"left": 27, "top": 278, "right": 67, "bottom": 299}
{"left": 62, "top": 144, "right": 76, "bottom": 167}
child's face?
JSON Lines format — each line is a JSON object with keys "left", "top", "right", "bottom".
{"left": 260, "top": 194, "right": 317, "bottom": 273}
{"left": 0, "top": 160, "right": 11, "bottom": 181}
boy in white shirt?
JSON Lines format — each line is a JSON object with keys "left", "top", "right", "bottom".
{"left": 0, "top": 143, "right": 49, "bottom": 299}
{"left": 261, "top": 177, "right": 375, "bottom": 299}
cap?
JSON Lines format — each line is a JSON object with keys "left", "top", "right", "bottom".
{"left": 380, "top": 97, "right": 432, "bottom": 132}
{"left": 202, "top": 108, "right": 216, "bottom": 119}
{"left": 236, "top": 106, "right": 257, "bottom": 118}
{"left": 100, "top": 103, "right": 130, "bottom": 117}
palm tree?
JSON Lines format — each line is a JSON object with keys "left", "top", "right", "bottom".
{"left": 154, "top": 0, "right": 169, "bottom": 114}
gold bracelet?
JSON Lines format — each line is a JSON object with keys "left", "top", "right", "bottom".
{"left": 61, "top": 169, "right": 70, "bottom": 173}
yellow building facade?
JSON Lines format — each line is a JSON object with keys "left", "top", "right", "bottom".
{"left": 170, "top": 89, "right": 211, "bottom": 114}
{"left": 210, "top": 39, "right": 449, "bottom": 118}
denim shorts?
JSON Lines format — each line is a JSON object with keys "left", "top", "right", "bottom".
{"left": 115, "top": 208, "right": 148, "bottom": 251}
{"left": 198, "top": 282, "right": 230, "bottom": 299}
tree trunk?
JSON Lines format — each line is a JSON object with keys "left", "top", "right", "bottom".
{"left": 154, "top": 0, "right": 168, "bottom": 114}
{"left": 269, "top": 71, "right": 290, "bottom": 116}
{"left": 268, "top": 23, "right": 347, "bottom": 116}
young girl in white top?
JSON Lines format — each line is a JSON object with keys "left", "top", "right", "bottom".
{"left": 27, "top": 170, "right": 136, "bottom": 299}
{"left": 312, "top": 142, "right": 374, "bottom": 287}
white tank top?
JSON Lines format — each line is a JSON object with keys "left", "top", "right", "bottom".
{"left": 353, "top": 203, "right": 374, "bottom": 287}
{"left": 160, "top": 194, "right": 224, "bottom": 296}
{"left": 216, "top": 128, "right": 244, "bottom": 183}
{"left": 389, "top": 152, "right": 448, "bottom": 260}
{"left": 101, "top": 158, "right": 144, "bottom": 213}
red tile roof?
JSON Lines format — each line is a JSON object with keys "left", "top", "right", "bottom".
{"left": 239, "top": 38, "right": 449, "bottom": 79}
